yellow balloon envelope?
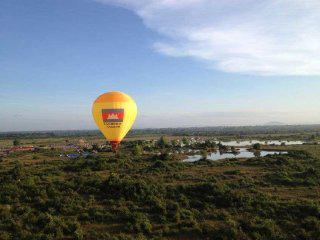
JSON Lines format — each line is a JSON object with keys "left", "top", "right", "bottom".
{"left": 92, "top": 91, "right": 137, "bottom": 150}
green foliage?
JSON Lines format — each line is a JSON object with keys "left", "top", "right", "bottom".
{"left": 132, "top": 144, "right": 143, "bottom": 156}
{"left": 182, "top": 137, "right": 188, "bottom": 145}
{"left": 13, "top": 139, "right": 20, "bottom": 146}
{"left": 157, "top": 136, "right": 169, "bottom": 148}
{"left": 103, "top": 175, "right": 163, "bottom": 203}
{"left": 224, "top": 169, "right": 241, "bottom": 175}
{"left": 91, "top": 143, "right": 100, "bottom": 151}
{"left": 126, "top": 212, "right": 152, "bottom": 234}
{"left": 230, "top": 146, "right": 237, "bottom": 153}
{"left": 0, "top": 140, "right": 319, "bottom": 239}
{"left": 148, "top": 160, "right": 172, "bottom": 173}
{"left": 218, "top": 142, "right": 228, "bottom": 152}
{"left": 200, "top": 150, "right": 208, "bottom": 160}
{"left": 158, "top": 152, "right": 171, "bottom": 161}
{"left": 11, "top": 161, "right": 25, "bottom": 180}
{"left": 252, "top": 143, "right": 261, "bottom": 150}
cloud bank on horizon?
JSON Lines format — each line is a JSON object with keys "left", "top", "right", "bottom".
{"left": 97, "top": 0, "right": 320, "bottom": 76}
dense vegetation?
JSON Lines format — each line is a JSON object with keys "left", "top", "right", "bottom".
{"left": 0, "top": 140, "right": 319, "bottom": 239}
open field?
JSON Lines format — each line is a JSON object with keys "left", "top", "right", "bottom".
{"left": 0, "top": 128, "right": 320, "bottom": 239}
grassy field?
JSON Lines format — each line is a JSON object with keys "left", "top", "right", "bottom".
{"left": 0, "top": 136, "right": 319, "bottom": 239}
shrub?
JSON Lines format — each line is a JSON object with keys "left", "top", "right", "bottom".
{"left": 132, "top": 145, "right": 143, "bottom": 155}
{"left": 158, "top": 136, "right": 169, "bottom": 148}
{"left": 252, "top": 143, "right": 261, "bottom": 150}
{"left": 13, "top": 139, "right": 20, "bottom": 146}
{"left": 127, "top": 213, "right": 152, "bottom": 234}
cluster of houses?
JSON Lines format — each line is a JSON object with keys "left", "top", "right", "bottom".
{"left": 0, "top": 145, "right": 36, "bottom": 157}
{"left": 58, "top": 139, "right": 98, "bottom": 158}
{"left": 60, "top": 152, "right": 95, "bottom": 159}
{"left": 0, "top": 137, "right": 214, "bottom": 159}
{"left": 0, "top": 138, "right": 95, "bottom": 159}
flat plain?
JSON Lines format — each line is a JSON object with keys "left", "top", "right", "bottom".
{"left": 0, "top": 127, "right": 319, "bottom": 239}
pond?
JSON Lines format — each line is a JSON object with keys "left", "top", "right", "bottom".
{"left": 215, "top": 140, "right": 304, "bottom": 147}
{"left": 183, "top": 148, "right": 288, "bottom": 162}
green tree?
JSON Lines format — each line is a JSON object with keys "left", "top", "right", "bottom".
{"left": 252, "top": 143, "right": 261, "bottom": 150}
{"left": 230, "top": 146, "right": 238, "bottom": 154}
{"left": 205, "top": 140, "right": 216, "bottom": 148}
{"left": 171, "top": 139, "right": 178, "bottom": 146}
{"left": 75, "top": 228, "right": 84, "bottom": 240}
{"left": 201, "top": 150, "right": 208, "bottom": 160}
{"left": 133, "top": 144, "right": 143, "bottom": 155}
{"left": 218, "top": 142, "right": 228, "bottom": 152}
{"left": 11, "top": 161, "right": 24, "bottom": 180}
{"left": 159, "top": 152, "right": 171, "bottom": 161}
{"left": 158, "top": 136, "right": 169, "bottom": 148}
{"left": 254, "top": 151, "right": 261, "bottom": 157}
{"left": 310, "top": 134, "right": 316, "bottom": 140}
{"left": 182, "top": 137, "right": 188, "bottom": 145}
{"left": 130, "top": 213, "right": 152, "bottom": 234}
{"left": 13, "top": 139, "right": 20, "bottom": 146}
{"left": 92, "top": 144, "right": 100, "bottom": 151}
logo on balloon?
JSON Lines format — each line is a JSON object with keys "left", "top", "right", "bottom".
{"left": 102, "top": 109, "right": 124, "bottom": 124}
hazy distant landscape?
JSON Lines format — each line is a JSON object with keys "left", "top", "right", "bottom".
{"left": 2, "top": 124, "right": 320, "bottom": 139}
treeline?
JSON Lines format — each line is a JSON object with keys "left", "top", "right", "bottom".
{"left": 2, "top": 124, "right": 320, "bottom": 139}
{"left": 133, "top": 124, "right": 320, "bottom": 137}
{"left": 0, "top": 130, "right": 102, "bottom": 140}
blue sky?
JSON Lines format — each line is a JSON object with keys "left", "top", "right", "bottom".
{"left": 1, "top": 0, "right": 320, "bottom": 131}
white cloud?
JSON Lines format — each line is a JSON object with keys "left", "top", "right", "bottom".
{"left": 97, "top": 0, "right": 320, "bottom": 75}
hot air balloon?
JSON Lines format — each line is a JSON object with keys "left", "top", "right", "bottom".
{"left": 92, "top": 91, "right": 137, "bottom": 151}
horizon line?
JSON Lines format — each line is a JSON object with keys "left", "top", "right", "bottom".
{"left": 1, "top": 123, "right": 320, "bottom": 134}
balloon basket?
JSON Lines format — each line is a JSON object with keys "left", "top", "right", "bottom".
{"left": 110, "top": 141, "right": 120, "bottom": 152}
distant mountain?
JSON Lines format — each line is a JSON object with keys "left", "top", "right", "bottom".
{"left": 264, "top": 121, "right": 285, "bottom": 126}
